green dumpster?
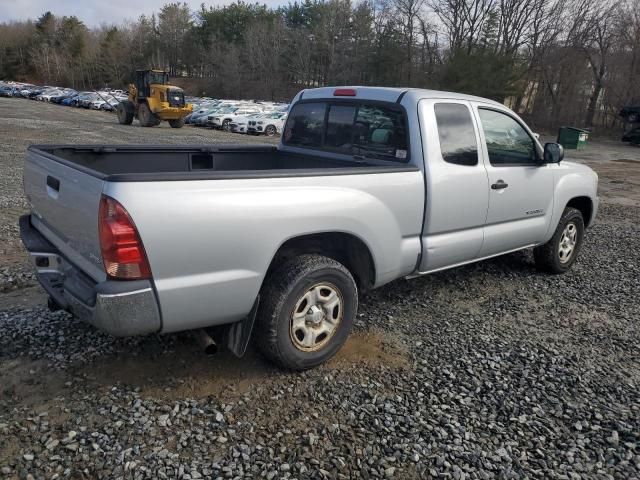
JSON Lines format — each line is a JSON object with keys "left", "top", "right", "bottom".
{"left": 557, "top": 127, "right": 589, "bottom": 150}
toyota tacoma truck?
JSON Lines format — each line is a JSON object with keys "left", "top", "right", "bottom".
{"left": 20, "top": 87, "right": 599, "bottom": 370}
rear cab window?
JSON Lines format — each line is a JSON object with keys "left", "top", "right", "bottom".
{"left": 283, "top": 101, "right": 409, "bottom": 162}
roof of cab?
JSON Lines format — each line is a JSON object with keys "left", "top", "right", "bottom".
{"left": 297, "top": 86, "right": 504, "bottom": 108}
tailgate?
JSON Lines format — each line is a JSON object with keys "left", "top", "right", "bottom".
{"left": 24, "top": 148, "right": 107, "bottom": 282}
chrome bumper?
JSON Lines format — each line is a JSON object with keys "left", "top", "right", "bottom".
{"left": 19, "top": 215, "right": 161, "bottom": 337}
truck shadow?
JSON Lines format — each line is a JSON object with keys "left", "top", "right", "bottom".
{"left": 0, "top": 249, "right": 531, "bottom": 407}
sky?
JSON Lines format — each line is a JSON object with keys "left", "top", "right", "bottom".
{"left": 0, "top": 0, "right": 284, "bottom": 27}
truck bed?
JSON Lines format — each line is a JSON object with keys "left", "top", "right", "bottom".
{"left": 30, "top": 144, "right": 414, "bottom": 181}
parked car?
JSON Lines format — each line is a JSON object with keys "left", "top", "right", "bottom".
{"left": 208, "top": 106, "right": 263, "bottom": 130}
{"left": 188, "top": 102, "right": 229, "bottom": 125}
{"left": 90, "top": 94, "right": 120, "bottom": 110}
{"left": 622, "top": 126, "right": 640, "bottom": 145}
{"left": 50, "top": 90, "right": 78, "bottom": 104}
{"left": 36, "top": 88, "right": 67, "bottom": 101}
{"left": 247, "top": 111, "right": 288, "bottom": 136}
{"left": 229, "top": 113, "right": 269, "bottom": 133}
{"left": 20, "top": 86, "right": 599, "bottom": 370}
{"left": 191, "top": 104, "right": 238, "bottom": 126}
{"left": 100, "top": 97, "right": 126, "bottom": 111}
{"left": 79, "top": 93, "right": 102, "bottom": 108}
{"left": 61, "top": 95, "right": 79, "bottom": 106}
{"left": 69, "top": 92, "right": 94, "bottom": 107}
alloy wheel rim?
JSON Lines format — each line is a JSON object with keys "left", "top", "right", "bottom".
{"left": 558, "top": 222, "right": 578, "bottom": 264}
{"left": 290, "top": 283, "right": 343, "bottom": 352}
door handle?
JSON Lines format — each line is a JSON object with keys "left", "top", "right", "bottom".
{"left": 46, "top": 175, "right": 60, "bottom": 192}
{"left": 491, "top": 180, "right": 509, "bottom": 190}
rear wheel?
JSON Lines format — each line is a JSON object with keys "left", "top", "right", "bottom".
{"left": 116, "top": 101, "right": 134, "bottom": 125}
{"left": 169, "top": 117, "right": 185, "bottom": 129}
{"left": 222, "top": 119, "right": 231, "bottom": 131}
{"left": 138, "top": 102, "right": 159, "bottom": 127}
{"left": 265, "top": 125, "right": 277, "bottom": 137}
{"left": 534, "top": 207, "right": 585, "bottom": 274}
{"left": 256, "top": 254, "right": 357, "bottom": 370}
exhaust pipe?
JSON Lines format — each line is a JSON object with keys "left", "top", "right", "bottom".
{"left": 193, "top": 329, "right": 218, "bottom": 355}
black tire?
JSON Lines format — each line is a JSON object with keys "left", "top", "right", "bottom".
{"left": 534, "top": 207, "right": 585, "bottom": 274}
{"left": 222, "top": 119, "right": 231, "bottom": 131}
{"left": 256, "top": 254, "right": 358, "bottom": 370}
{"left": 169, "top": 118, "right": 185, "bottom": 128}
{"left": 264, "top": 125, "right": 278, "bottom": 137}
{"left": 116, "top": 101, "right": 134, "bottom": 125}
{"left": 138, "top": 102, "right": 159, "bottom": 127}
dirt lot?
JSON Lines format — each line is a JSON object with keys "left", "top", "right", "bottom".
{"left": 0, "top": 97, "right": 639, "bottom": 479}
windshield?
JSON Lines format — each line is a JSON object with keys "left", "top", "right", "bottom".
{"left": 148, "top": 71, "right": 168, "bottom": 85}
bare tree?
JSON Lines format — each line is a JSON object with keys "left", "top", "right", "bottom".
{"left": 393, "top": 0, "right": 427, "bottom": 84}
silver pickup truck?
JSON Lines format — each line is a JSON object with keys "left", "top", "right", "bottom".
{"left": 20, "top": 86, "right": 599, "bottom": 369}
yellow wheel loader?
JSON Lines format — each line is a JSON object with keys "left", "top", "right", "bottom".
{"left": 117, "top": 70, "right": 192, "bottom": 128}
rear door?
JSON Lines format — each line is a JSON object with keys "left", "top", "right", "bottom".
{"left": 473, "top": 105, "right": 554, "bottom": 256}
{"left": 24, "top": 149, "right": 107, "bottom": 281}
{"left": 418, "top": 99, "right": 489, "bottom": 272}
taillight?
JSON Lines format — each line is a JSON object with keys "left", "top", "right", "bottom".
{"left": 99, "top": 195, "right": 151, "bottom": 280}
{"left": 334, "top": 88, "right": 356, "bottom": 97}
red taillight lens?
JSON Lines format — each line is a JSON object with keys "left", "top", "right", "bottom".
{"left": 99, "top": 195, "right": 151, "bottom": 280}
{"left": 333, "top": 88, "right": 356, "bottom": 97}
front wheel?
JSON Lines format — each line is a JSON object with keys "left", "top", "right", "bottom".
{"left": 256, "top": 254, "right": 357, "bottom": 370}
{"left": 222, "top": 119, "right": 231, "bottom": 131}
{"left": 534, "top": 207, "right": 585, "bottom": 274}
{"left": 264, "top": 125, "right": 277, "bottom": 137}
{"left": 169, "top": 118, "right": 185, "bottom": 128}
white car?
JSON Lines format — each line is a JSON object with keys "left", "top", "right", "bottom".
{"left": 208, "top": 107, "right": 264, "bottom": 130}
{"left": 247, "top": 111, "right": 288, "bottom": 136}
{"left": 229, "top": 113, "right": 272, "bottom": 134}
{"left": 37, "top": 89, "right": 65, "bottom": 102}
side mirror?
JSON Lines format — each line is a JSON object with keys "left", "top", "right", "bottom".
{"left": 543, "top": 142, "right": 564, "bottom": 164}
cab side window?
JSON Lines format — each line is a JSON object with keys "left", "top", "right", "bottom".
{"left": 478, "top": 109, "right": 537, "bottom": 166}
{"left": 434, "top": 103, "right": 478, "bottom": 166}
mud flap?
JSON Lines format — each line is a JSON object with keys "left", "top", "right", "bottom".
{"left": 225, "top": 295, "right": 259, "bottom": 357}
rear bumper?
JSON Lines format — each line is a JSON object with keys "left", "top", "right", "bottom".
{"left": 19, "top": 215, "right": 162, "bottom": 337}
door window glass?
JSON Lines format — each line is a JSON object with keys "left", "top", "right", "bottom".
{"left": 478, "top": 109, "right": 537, "bottom": 165}
{"left": 434, "top": 103, "right": 478, "bottom": 166}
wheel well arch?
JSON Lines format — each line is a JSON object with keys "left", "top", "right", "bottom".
{"left": 265, "top": 232, "right": 376, "bottom": 291}
{"left": 566, "top": 196, "right": 594, "bottom": 227}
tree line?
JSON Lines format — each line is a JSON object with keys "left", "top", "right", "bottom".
{"left": 0, "top": 0, "right": 638, "bottom": 130}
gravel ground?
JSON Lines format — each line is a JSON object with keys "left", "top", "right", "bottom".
{"left": 1, "top": 98, "right": 639, "bottom": 480}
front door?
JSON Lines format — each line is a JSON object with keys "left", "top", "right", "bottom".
{"left": 473, "top": 106, "right": 555, "bottom": 257}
